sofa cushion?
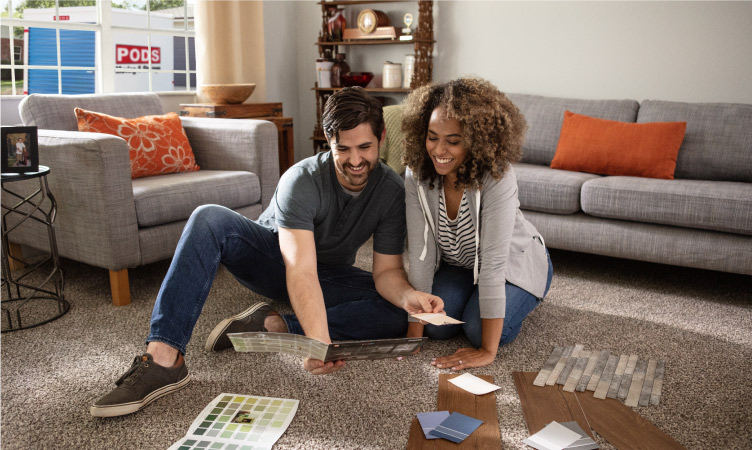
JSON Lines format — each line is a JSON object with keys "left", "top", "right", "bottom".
{"left": 132, "top": 170, "right": 261, "bottom": 227}
{"left": 513, "top": 163, "right": 601, "bottom": 214}
{"left": 506, "top": 93, "right": 639, "bottom": 166}
{"left": 75, "top": 108, "right": 200, "bottom": 179}
{"left": 581, "top": 177, "right": 752, "bottom": 235}
{"left": 637, "top": 100, "right": 752, "bottom": 182}
{"left": 551, "top": 111, "right": 686, "bottom": 179}
{"left": 19, "top": 93, "right": 164, "bottom": 131}
{"left": 380, "top": 105, "right": 406, "bottom": 175}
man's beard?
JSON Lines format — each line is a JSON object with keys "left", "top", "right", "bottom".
{"left": 337, "top": 160, "right": 374, "bottom": 187}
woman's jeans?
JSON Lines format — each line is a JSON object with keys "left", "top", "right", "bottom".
{"left": 147, "top": 205, "right": 407, "bottom": 355}
{"left": 424, "top": 253, "right": 554, "bottom": 348}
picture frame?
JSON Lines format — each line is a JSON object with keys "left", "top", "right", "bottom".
{"left": 2, "top": 126, "right": 39, "bottom": 174}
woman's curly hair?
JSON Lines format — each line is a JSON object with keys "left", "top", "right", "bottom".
{"left": 401, "top": 77, "right": 527, "bottom": 189}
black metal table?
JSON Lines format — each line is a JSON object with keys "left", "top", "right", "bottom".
{"left": 2, "top": 165, "right": 69, "bottom": 332}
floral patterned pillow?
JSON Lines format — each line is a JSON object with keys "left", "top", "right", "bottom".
{"left": 75, "top": 108, "right": 200, "bottom": 179}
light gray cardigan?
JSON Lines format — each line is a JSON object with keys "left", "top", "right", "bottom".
{"left": 405, "top": 165, "right": 549, "bottom": 319}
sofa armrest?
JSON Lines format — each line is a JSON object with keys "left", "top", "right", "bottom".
{"left": 180, "top": 117, "right": 279, "bottom": 208}
{"left": 8, "top": 130, "right": 141, "bottom": 270}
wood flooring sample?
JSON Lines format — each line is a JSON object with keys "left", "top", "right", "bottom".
{"left": 407, "top": 374, "right": 501, "bottom": 450}
{"left": 513, "top": 372, "right": 593, "bottom": 439}
{"left": 573, "top": 388, "right": 687, "bottom": 450}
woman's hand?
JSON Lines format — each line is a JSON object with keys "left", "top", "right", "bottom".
{"left": 431, "top": 347, "right": 496, "bottom": 370}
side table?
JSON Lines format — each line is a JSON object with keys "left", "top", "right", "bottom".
{"left": 1, "top": 166, "right": 69, "bottom": 332}
{"left": 179, "top": 102, "right": 295, "bottom": 176}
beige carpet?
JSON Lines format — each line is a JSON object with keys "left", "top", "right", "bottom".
{"left": 2, "top": 242, "right": 751, "bottom": 450}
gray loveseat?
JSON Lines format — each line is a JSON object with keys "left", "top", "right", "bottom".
{"left": 507, "top": 94, "right": 752, "bottom": 275}
{"left": 7, "top": 93, "right": 279, "bottom": 305}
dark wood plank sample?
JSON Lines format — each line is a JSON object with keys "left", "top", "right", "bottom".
{"left": 515, "top": 372, "right": 686, "bottom": 450}
{"left": 512, "top": 371, "right": 594, "bottom": 439}
{"left": 572, "top": 388, "right": 687, "bottom": 450}
{"left": 407, "top": 374, "right": 501, "bottom": 450}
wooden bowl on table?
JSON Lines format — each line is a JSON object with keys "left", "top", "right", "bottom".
{"left": 200, "top": 84, "right": 256, "bottom": 104}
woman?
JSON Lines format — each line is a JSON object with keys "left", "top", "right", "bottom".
{"left": 402, "top": 77, "right": 553, "bottom": 370}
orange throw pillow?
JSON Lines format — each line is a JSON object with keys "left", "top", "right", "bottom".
{"left": 551, "top": 111, "right": 686, "bottom": 179}
{"left": 75, "top": 108, "right": 200, "bottom": 179}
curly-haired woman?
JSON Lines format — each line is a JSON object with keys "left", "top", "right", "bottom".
{"left": 402, "top": 77, "right": 553, "bottom": 370}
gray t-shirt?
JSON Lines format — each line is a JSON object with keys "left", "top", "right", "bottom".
{"left": 257, "top": 152, "right": 406, "bottom": 266}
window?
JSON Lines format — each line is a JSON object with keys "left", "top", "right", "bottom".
{"left": 0, "top": 0, "right": 196, "bottom": 96}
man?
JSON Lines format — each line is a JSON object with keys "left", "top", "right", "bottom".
{"left": 15, "top": 138, "right": 25, "bottom": 166}
{"left": 91, "top": 87, "right": 444, "bottom": 418}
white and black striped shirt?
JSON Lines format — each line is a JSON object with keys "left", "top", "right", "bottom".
{"left": 438, "top": 188, "right": 476, "bottom": 269}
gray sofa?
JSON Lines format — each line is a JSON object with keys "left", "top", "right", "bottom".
{"left": 506, "top": 93, "right": 752, "bottom": 275}
{"left": 6, "top": 93, "right": 279, "bottom": 305}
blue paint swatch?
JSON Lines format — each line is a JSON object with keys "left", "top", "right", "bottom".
{"left": 416, "top": 411, "right": 451, "bottom": 439}
{"left": 429, "top": 412, "right": 483, "bottom": 443}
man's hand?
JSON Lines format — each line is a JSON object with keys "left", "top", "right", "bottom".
{"left": 403, "top": 290, "right": 444, "bottom": 316}
{"left": 304, "top": 358, "right": 345, "bottom": 375}
{"left": 431, "top": 347, "right": 496, "bottom": 371}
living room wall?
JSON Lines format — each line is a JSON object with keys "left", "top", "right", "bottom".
{"left": 287, "top": 0, "right": 752, "bottom": 162}
{"left": 3, "top": 2, "right": 749, "bottom": 161}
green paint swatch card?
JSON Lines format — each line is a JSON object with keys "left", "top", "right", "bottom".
{"left": 168, "top": 393, "right": 299, "bottom": 450}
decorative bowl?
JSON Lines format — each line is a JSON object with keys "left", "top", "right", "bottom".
{"left": 342, "top": 72, "right": 374, "bottom": 88}
{"left": 200, "top": 83, "right": 256, "bottom": 104}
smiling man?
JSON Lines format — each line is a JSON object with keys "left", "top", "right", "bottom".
{"left": 91, "top": 87, "right": 443, "bottom": 418}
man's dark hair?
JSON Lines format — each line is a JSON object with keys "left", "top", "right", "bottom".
{"left": 322, "top": 87, "right": 384, "bottom": 143}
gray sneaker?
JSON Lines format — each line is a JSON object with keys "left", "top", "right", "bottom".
{"left": 90, "top": 353, "right": 190, "bottom": 417}
{"left": 205, "top": 302, "right": 275, "bottom": 352}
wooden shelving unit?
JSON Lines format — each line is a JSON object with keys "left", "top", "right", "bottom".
{"left": 311, "top": 0, "right": 434, "bottom": 152}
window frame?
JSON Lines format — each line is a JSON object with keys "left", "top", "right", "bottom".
{"left": 1, "top": 0, "right": 196, "bottom": 95}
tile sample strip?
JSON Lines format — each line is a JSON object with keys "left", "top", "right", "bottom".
{"left": 563, "top": 352, "right": 591, "bottom": 392}
{"left": 556, "top": 355, "right": 580, "bottom": 386}
{"left": 606, "top": 354, "right": 629, "bottom": 399}
{"left": 639, "top": 359, "right": 658, "bottom": 406}
{"left": 513, "top": 371, "right": 594, "bottom": 440}
{"left": 617, "top": 354, "right": 639, "bottom": 399}
{"left": 586, "top": 350, "right": 611, "bottom": 391}
{"left": 533, "top": 346, "right": 564, "bottom": 386}
{"left": 407, "top": 374, "right": 501, "bottom": 450}
{"left": 546, "top": 346, "right": 574, "bottom": 386}
{"left": 625, "top": 359, "right": 648, "bottom": 407}
{"left": 594, "top": 354, "right": 620, "bottom": 399}
{"left": 650, "top": 359, "right": 666, "bottom": 405}
{"left": 576, "top": 352, "right": 600, "bottom": 392}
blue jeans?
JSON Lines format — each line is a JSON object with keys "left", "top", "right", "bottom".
{"left": 424, "top": 253, "right": 554, "bottom": 348}
{"left": 147, "top": 205, "right": 407, "bottom": 355}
